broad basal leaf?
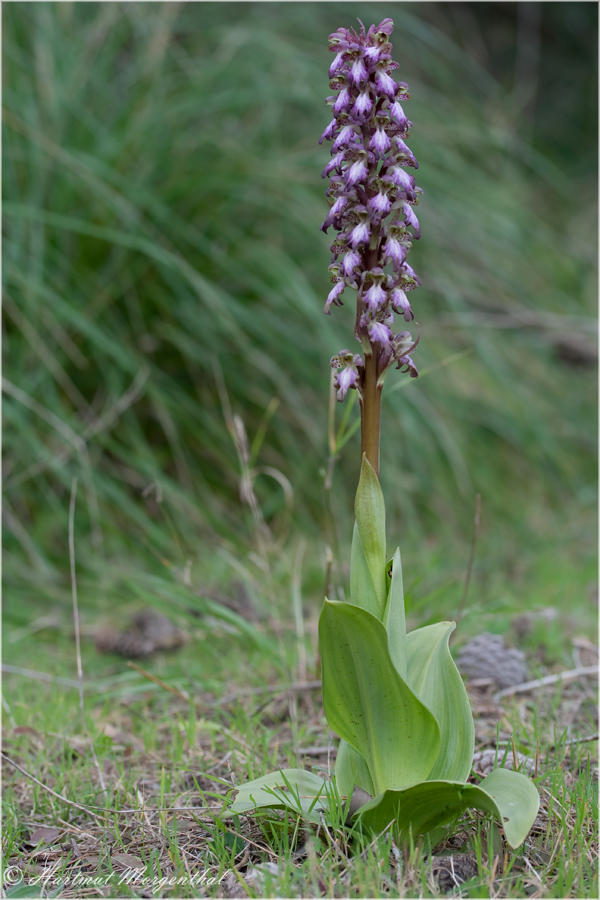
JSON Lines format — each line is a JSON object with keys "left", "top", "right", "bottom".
{"left": 383, "top": 547, "right": 407, "bottom": 679}
{"left": 335, "top": 738, "right": 375, "bottom": 799}
{"left": 354, "top": 768, "right": 539, "bottom": 849}
{"left": 405, "top": 622, "right": 474, "bottom": 783}
{"left": 320, "top": 600, "right": 440, "bottom": 795}
{"left": 350, "top": 522, "right": 381, "bottom": 619}
{"left": 352, "top": 455, "right": 387, "bottom": 618}
{"left": 228, "top": 769, "right": 326, "bottom": 824}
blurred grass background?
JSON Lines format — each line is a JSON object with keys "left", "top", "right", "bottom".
{"left": 2, "top": 1, "right": 597, "bottom": 679}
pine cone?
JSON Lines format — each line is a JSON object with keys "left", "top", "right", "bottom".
{"left": 457, "top": 633, "right": 528, "bottom": 689}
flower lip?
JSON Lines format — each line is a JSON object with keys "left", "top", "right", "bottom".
{"left": 367, "top": 321, "right": 392, "bottom": 345}
{"left": 349, "top": 220, "right": 371, "bottom": 247}
{"left": 346, "top": 158, "right": 369, "bottom": 187}
{"left": 390, "top": 287, "right": 414, "bottom": 321}
{"left": 328, "top": 51, "right": 346, "bottom": 77}
{"left": 333, "top": 87, "right": 351, "bottom": 116}
{"left": 364, "top": 281, "right": 387, "bottom": 312}
{"left": 321, "top": 151, "right": 345, "bottom": 179}
{"left": 375, "top": 69, "right": 397, "bottom": 99}
{"left": 332, "top": 125, "right": 358, "bottom": 151}
{"left": 352, "top": 90, "right": 373, "bottom": 118}
{"left": 319, "top": 119, "right": 338, "bottom": 145}
{"left": 350, "top": 57, "right": 368, "bottom": 85}
{"left": 368, "top": 191, "right": 392, "bottom": 215}
{"left": 324, "top": 280, "right": 345, "bottom": 314}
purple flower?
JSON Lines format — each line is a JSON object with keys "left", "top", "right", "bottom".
{"left": 334, "top": 87, "right": 351, "bottom": 115}
{"left": 375, "top": 69, "right": 396, "bottom": 99}
{"left": 368, "top": 321, "right": 392, "bottom": 345}
{"left": 350, "top": 220, "right": 370, "bottom": 247}
{"left": 369, "top": 127, "right": 391, "bottom": 157}
{"left": 332, "top": 125, "right": 357, "bottom": 151}
{"left": 343, "top": 250, "right": 361, "bottom": 276}
{"left": 335, "top": 366, "right": 358, "bottom": 400}
{"left": 320, "top": 193, "right": 349, "bottom": 232}
{"left": 328, "top": 52, "right": 345, "bottom": 78}
{"left": 390, "top": 288, "right": 414, "bottom": 321}
{"left": 397, "top": 355, "right": 418, "bottom": 377}
{"left": 368, "top": 191, "right": 392, "bottom": 216}
{"left": 364, "top": 281, "right": 387, "bottom": 312}
{"left": 393, "top": 137, "right": 418, "bottom": 168}
{"left": 350, "top": 57, "right": 368, "bottom": 84}
{"left": 353, "top": 90, "right": 373, "bottom": 118}
{"left": 319, "top": 119, "right": 338, "bottom": 145}
{"left": 324, "top": 280, "right": 345, "bottom": 314}
{"left": 331, "top": 350, "right": 365, "bottom": 401}
{"left": 401, "top": 203, "right": 421, "bottom": 238}
{"left": 364, "top": 45, "right": 382, "bottom": 64}
{"left": 321, "top": 17, "right": 422, "bottom": 383}
{"left": 401, "top": 262, "right": 422, "bottom": 285}
{"left": 321, "top": 152, "right": 345, "bottom": 179}
{"left": 387, "top": 166, "right": 414, "bottom": 191}
{"left": 329, "top": 195, "right": 347, "bottom": 218}
{"left": 346, "top": 158, "right": 368, "bottom": 186}
{"left": 383, "top": 237, "right": 407, "bottom": 268}
{"left": 389, "top": 101, "right": 408, "bottom": 128}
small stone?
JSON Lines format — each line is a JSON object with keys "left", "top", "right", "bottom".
{"left": 457, "top": 633, "right": 528, "bottom": 689}
{"left": 431, "top": 851, "right": 478, "bottom": 891}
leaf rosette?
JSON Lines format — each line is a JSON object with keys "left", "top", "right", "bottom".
{"left": 229, "top": 457, "right": 539, "bottom": 848}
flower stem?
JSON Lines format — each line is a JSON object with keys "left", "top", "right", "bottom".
{"left": 360, "top": 351, "right": 382, "bottom": 476}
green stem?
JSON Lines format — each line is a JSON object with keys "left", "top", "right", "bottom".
{"left": 360, "top": 352, "right": 382, "bottom": 476}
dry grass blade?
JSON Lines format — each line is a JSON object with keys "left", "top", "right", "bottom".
{"left": 126, "top": 661, "right": 189, "bottom": 701}
{"left": 69, "top": 477, "right": 106, "bottom": 793}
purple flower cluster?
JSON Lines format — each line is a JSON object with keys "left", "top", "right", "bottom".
{"left": 320, "top": 18, "right": 421, "bottom": 401}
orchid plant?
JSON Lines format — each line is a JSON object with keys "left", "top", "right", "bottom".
{"left": 229, "top": 18, "right": 539, "bottom": 850}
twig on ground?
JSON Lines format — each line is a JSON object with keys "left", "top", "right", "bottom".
{"left": 494, "top": 665, "right": 598, "bottom": 702}
{"left": 3, "top": 753, "right": 223, "bottom": 818}
{"left": 216, "top": 680, "right": 321, "bottom": 706}
{"left": 549, "top": 733, "right": 599, "bottom": 751}
{"left": 1, "top": 751, "right": 105, "bottom": 823}
{"left": 300, "top": 746, "right": 338, "bottom": 757}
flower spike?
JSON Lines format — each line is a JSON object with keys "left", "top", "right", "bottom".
{"left": 320, "top": 17, "right": 423, "bottom": 399}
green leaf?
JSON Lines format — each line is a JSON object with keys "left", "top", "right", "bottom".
{"left": 476, "top": 768, "right": 540, "bottom": 848}
{"left": 335, "top": 739, "right": 375, "bottom": 799}
{"left": 383, "top": 548, "right": 407, "bottom": 679}
{"left": 228, "top": 769, "right": 326, "bottom": 824}
{"left": 350, "top": 521, "right": 381, "bottom": 619}
{"left": 5, "top": 885, "right": 43, "bottom": 899}
{"left": 354, "top": 768, "right": 539, "bottom": 849}
{"left": 352, "top": 455, "right": 387, "bottom": 618}
{"left": 405, "top": 622, "right": 474, "bottom": 783}
{"left": 319, "top": 600, "right": 441, "bottom": 795}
